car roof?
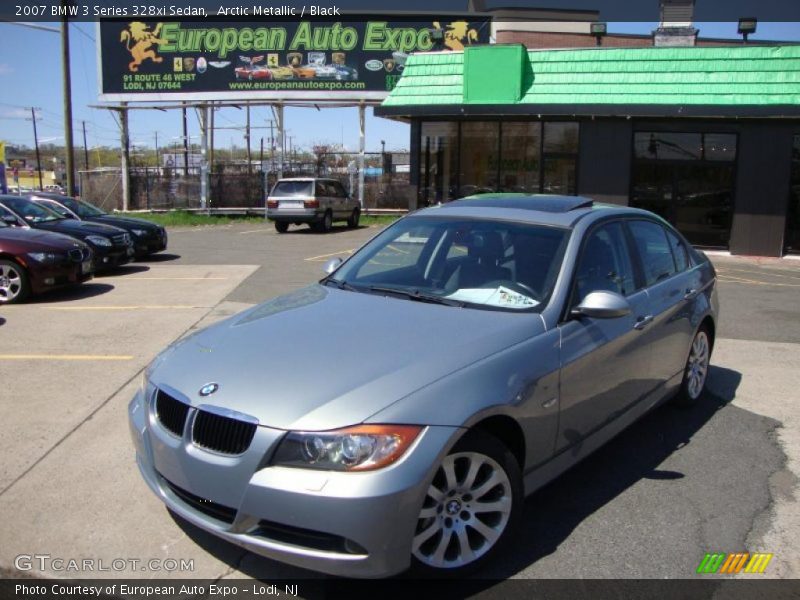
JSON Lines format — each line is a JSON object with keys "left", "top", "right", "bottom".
{"left": 275, "top": 177, "right": 338, "bottom": 183}
{"left": 412, "top": 194, "right": 658, "bottom": 228}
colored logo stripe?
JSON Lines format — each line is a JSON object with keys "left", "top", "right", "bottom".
{"left": 697, "top": 552, "right": 773, "bottom": 574}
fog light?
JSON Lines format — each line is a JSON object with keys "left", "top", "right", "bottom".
{"left": 44, "top": 277, "right": 55, "bottom": 285}
{"left": 103, "top": 257, "right": 110, "bottom": 263}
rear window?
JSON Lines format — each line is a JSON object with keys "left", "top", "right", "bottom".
{"left": 271, "top": 181, "right": 313, "bottom": 197}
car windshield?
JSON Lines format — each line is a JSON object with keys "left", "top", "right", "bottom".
{"left": 271, "top": 181, "right": 313, "bottom": 197}
{"left": 3, "top": 197, "right": 63, "bottom": 223}
{"left": 63, "top": 197, "right": 106, "bottom": 217}
{"left": 329, "top": 216, "right": 569, "bottom": 312}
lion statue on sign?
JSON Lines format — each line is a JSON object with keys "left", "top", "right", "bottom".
{"left": 120, "top": 22, "right": 166, "bottom": 72}
{"left": 432, "top": 21, "right": 479, "bottom": 52}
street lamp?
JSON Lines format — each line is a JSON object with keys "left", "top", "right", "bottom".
{"left": 738, "top": 17, "right": 757, "bottom": 43}
{"left": 590, "top": 22, "right": 607, "bottom": 46}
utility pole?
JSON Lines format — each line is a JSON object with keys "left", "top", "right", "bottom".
{"left": 245, "top": 104, "right": 252, "bottom": 174}
{"left": 260, "top": 137, "right": 264, "bottom": 165}
{"left": 182, "top": 103, "right": 189, "bottom": 175}
{"left": 61, "top": 7, "right": 76, "bottom": 196}
{"left": 154, "top": 131, "right": 159, "bottom": 169}
{"left": 82, "top": 121, "right": 89, "bottom": 170}
{"left": 209, "top": 103, "right": 215, "bottom": 174}
{"left": 120, "top": 102, "right": 130, "bottom": 211}
{"left": 29, "top": 108, "right": 43, "bottom": 190}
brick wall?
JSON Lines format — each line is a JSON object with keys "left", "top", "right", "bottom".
{"left": 496, "top": 30, "right": 739, "bottom": 49}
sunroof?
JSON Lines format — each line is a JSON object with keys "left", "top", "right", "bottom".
{"left": 448, "top": 195, "right": 594, "bottom": 213}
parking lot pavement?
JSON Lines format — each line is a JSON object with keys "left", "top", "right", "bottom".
{"left": 0, "top": 263, "right": 258, "bottom": 494}
{"left": 1, "top": 226, "right": 799, "bottom": 582}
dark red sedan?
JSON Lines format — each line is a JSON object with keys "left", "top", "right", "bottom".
{"left": 0, "top": 219, "right": 93, "bottom": 304}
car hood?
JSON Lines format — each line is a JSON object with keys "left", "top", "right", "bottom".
{"left": 89, "top": 215, "right": 161, "bottom": 231}
{"left": 150, "top": 285, "right": 544, "bottom": 431}
{"left": 0, "top": 227, "right": 89, "bottom": 251}
{"left": 36, "top": 219, "right": 126, "bottom": 236}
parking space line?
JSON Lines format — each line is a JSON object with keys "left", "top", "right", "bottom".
{"left": 239, "top": 228, "right": 271, "bottom": 234}
{"left": 45, "top": 305, "right": 209, "bottom": 311}
{"left": 304, "top": 249, "right": 354, "bottom": 262}
{"left": 113, "top": 277, "right": 228, "bottom": 281}
{"left": 0, "top": 354, "right": 133, "bottom": 361}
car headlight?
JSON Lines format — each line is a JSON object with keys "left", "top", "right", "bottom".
{"left": 27, "top": 251, "right": 61, "bottom": 264}
{"left": 85, "top": 235, "right": 112, "bottom": 247}
{"left": 131, "top": 229, "right": 147, "bottom": 237}
{"left": 272, "top": 425, "right": 422, "bottom": 472}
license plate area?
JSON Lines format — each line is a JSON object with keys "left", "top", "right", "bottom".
{"left": 81, "top": 260, "right": 93, "bottom": 274}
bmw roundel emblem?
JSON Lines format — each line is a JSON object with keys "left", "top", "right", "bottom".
{"left": 199, "top": 383, "right": 219, "bottom": 397}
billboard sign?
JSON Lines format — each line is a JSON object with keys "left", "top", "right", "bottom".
{"left": 98, "top": 16, "right": 491, "bottom": 102}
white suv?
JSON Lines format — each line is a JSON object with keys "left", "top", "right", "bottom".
{"left": 266, "top": 178, "right": 361, "bottom": 233}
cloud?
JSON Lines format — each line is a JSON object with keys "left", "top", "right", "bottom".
{"left": 0, "top": 64, "right": 12, "bottom": 75}
{"left": 0, "top": 109, "right": 28, "bottom": 119}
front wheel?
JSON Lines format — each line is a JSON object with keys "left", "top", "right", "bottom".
{"left": 274, "top": 221, "right": 289, "bottom": 233}
{"left": 673, "top": 326, "right": 711, "bottom": 407}
{"left": 0, "top": 259, "right": 31, "bottom": 304}
{"left": 410, "top": 432, "right": 522, "bottom": 576}
{"left": 315, "top": 211, "right": 333, "bottom": 233}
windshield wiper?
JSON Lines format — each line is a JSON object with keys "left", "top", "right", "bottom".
{"left": 322, "top": 277, "right": 360, "bottom": 292}
{"left": 368, "top": 286, "right": 465, "bottom": 308}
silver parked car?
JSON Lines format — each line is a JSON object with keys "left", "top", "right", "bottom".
{"left": 266, "top": 177, "right": 361, "bottom": 233}
{"left": 129, "top": 196, "right": 718, "bottom": 578}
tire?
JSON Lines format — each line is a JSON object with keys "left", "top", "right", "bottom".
{"left": 0, "top": 259, "right": 31, "bottom": 304}
{"left": 410, "top": 431, "right": 522, "bottom": 577}
{"left": 274, "top": 221, "right": 289, "bottom": 234}
{"left": 347, "top": 208, "right": 361, "bottom": 229}
{"left": 673, "top": 325, "right": 712, "bottom": 407}
{"left": 316, "top": 211, "right": 333, "bottom": 233}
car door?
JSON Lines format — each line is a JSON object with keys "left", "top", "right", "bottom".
{"left": 626, "top": 220, "right": 698, "bottom": 385}
{"left": 556, "top": 220, "right": 654, "bottom": 452}
{"left": 317, "top": 181, "right": 335, "bottom": 216}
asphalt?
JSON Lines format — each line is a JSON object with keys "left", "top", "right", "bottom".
{"left": 0, "top": 221, "right": 798, "bottom": 585}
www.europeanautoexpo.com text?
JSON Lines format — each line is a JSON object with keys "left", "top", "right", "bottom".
{"left": 14, "top": 583, "right": 299, "bottom": 597}
{"left": 13, "top": 4, "right": 341, "bottom": 18}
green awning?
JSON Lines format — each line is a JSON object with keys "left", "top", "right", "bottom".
{"left": 379, "top": 44, "right": 800, "bottom": 117}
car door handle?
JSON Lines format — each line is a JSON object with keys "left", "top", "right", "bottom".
{"left": 634, "top": 315, "right": 654, "bottom": 330}
{"left": 684, "top": 288, "right": 698, "bottom": 300}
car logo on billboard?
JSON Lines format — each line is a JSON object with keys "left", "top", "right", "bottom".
{"left": 208, "top": 61, "right": 231, "bottom": 69}
{"left": 199, "top": 383, "right": 219, "bottom": 397}
{"left": 197, "top": 57, "right": 208, "bottom": 74}
{"left": 365, "top": 59, "right": 383, "bottom": 71}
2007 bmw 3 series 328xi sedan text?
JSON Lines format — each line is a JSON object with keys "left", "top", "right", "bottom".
{"left": 129, "top": 195, "right": 718, "bottom": 578}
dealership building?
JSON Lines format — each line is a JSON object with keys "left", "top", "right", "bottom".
{"left": 376, "top": 42, "right": 800, "bottom": 257}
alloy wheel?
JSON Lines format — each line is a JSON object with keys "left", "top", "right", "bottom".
{"left": 412, "top": 451, "right": 512, "bottom": 569}
{"left": 0, "top": 263, "right": 22, "bottom": 303}
{"left": 686, "top": 330, "right": 710, "bottom": 400}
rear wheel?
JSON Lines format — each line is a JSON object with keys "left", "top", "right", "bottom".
{"left": 347, "top": 208, "right": 361, "bottom": 229}
{"left": 274, "top": 221, "right": 289, "bottom": 233}
{"left": 315, "top": 211, "right": 333, "bottom": 233}
{"left": 0, "top": 259, "right": 30, "bottom": 304}
{"left": 673, "top": 326, "right": 711, "bottom": 406}
{"left": 410, "top": 431, "right": 522, "bottom": 576}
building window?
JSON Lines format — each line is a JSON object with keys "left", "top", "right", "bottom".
{"left": 460, "top": 122, "right": 500, "bottom": 196}
{"left": 418, "top": 120, "right": 579, "bottom": 205}
{"left": 500, "top": 122, "right": 541, "bottom": 193}
{"left": 420, "top": 122, "right": 458, "bottom": 205}
{"left": 786, "top": 135, "right": 800, "bottom": 254}
{"left": 631, "top": 130, "right": 737, "bottom": 248}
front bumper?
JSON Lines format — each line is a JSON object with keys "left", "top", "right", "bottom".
{"left": 128, "top": 388, "right": 459, "bottom": 578}
{"left": 93, "top": 245, "right": 134, "bottom": 271}
{"left": 134, "top": 231, "right": 168, "bottom": 257}
{"left": 29, "top": 261, "right": 93, "bottom": 294}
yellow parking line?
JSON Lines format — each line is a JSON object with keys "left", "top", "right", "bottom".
{"left": 0, "top": 354, "right": 133, "bottom": 361}
{"left": 116, "top": 277, "right": 228, "bottom": 281}
{"left": 46, "top": 305, "right": 207, "bottom": 310}
{"left": 304, "top": 250, "right": 354, "bottom": 262}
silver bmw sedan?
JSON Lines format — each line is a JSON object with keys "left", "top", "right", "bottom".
{"left": 129, "top": 195, "right": 718, "bottom": 578}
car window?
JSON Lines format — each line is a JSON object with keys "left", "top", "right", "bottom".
{"left": 628, "top": 220, "right": 677, "bottom": 286}
{"left": 1, "top": 197, "right": 62, "bottom": 223}
{"left": 573, "top": 222, "right": 637, "bottom": 305}
{"left": 0, "top": 205, "right": 18, "bottom": 224}
{"left": 665, "top": 227, "right": 690, "bottom": 272}
{"left": 333, "top": 182, "right": 348, "bottom": 198}
{"left": 271, "top": 181, "right": 313, "bottom": 197}
{"left": 41, "top": 200, "right": 71, "bottom": 217}
{"left": 335, "top": 216, "right": 569, "bottom": 311}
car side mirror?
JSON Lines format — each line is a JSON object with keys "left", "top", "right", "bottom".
{"left": 571, "top": 291, "right": 631, "bottom": 319}
{"left": 323, "top": 257, "right": 343, "bottom": 275}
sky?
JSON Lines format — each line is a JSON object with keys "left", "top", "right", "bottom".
{"left": 0, "top": 20, "right": 799, "bottom": 157}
